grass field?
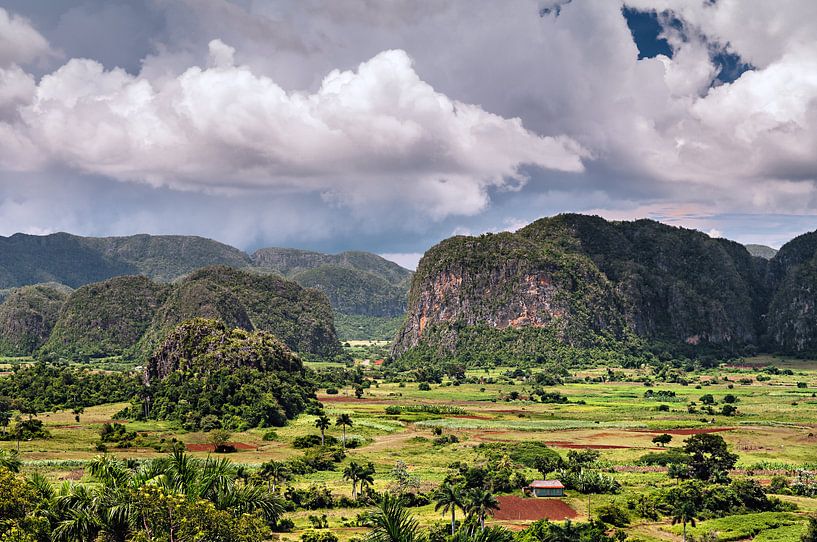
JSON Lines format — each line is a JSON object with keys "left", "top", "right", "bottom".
{"left": 4, "top": 355, "right": 817, "bottom": 540}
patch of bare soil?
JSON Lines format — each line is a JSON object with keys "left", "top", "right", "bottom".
{"left": 493, "top": 496, "right": 577, "bottom": 521}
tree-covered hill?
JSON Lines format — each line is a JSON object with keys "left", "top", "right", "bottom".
{"left": 393, "top": 213, "right": 817, "bottom": 363}
{"left": 137, "top": 266, "right": 341, "bottom": 359}
{"left": 252, "top": 247, "right": 412, "bottom": 287}
{"left": 41, "top": 276, "right": 170, "bottom": 359}
{"left": 0, "top": 232, "right": 408, "bottom": 340}
{"left": 0, "top": 267, "right": 343, "bottom": 362}
{"left": 0, "top": 283, "right": 72, "bottom": 356}
{"left": 291, "top": 265, "right": 407, "bottom": 317}
{"left": 745, "top": 244, "right": 778, "bottom": 259}
{"left": 143, "top": 318, "right": 316, "bottom": 429}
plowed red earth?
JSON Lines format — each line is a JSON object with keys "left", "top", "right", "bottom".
{"left": 635, "top": 427, "right": 734, "bottom": 435}
{"left": 493, "top": 496, "right": 577, "bottom": 521}
{"left": 544, "top": 441, "right": 633, "bottom": 449}
{"left": 186, "top": 442, "right": 255, "bottom": 452}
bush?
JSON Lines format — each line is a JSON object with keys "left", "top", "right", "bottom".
{"left": 293, "top": 434, "right": 338, "bottom": 449}
{"left": 596, "top": 503, "right": 630, "bottom": 527}
{"left": 301, "top": 530, "right": 338, "bottom": 542}
{"left": 262, "top": 430, "right": 279, "bottom": 441}
{"left": 418, "top": 382, "right": 431, "bottom": 391}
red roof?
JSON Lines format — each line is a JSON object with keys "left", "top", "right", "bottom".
{"left": 528, "top": 480, "right": 564, "bottom": 489}
{"left": 373, "top": 359, "right": 384, "bottom": 365}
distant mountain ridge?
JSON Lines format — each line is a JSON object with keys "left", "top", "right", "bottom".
{"left": 0, "top": 232, "right": 251, "bottom": 288}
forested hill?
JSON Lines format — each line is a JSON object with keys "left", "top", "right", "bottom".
{"left": 393, "top": 213, "right": 817, "bottom": 361}
{"left": 0, "top": 266, "right": 341, "bottom": 360}
{"left": 0, "top": 232, "right": 251, "bottom": 288}
{"left": 0, "top": 233, "right": 410, "bottom": 338}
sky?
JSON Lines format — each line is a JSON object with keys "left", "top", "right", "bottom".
{"left": 0, "top": 1, "right": 816, "bottom": 270}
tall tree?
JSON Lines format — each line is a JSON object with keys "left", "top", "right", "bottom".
{"left": 336, "top": 413, "right": 353, "bottom": 448}
{"left": 344, "top": 461, "right": 364, "bottom": 499}
{"left": 683, "top": 434, "right": 738, "bottom": 482}
{"left": 315, "top": 414, "right": 331, "bottom": 446}
{"left": 259, "top": 460, "right": 288, "bottom": 493}
{"left": 358, "top": 462, "right": 376, "bottom": 497}
{"left": 667, "top": 482, "right": 701, "bottom": 542}
{"left": 464, "top": 488, "right": 499, "bottom": 531}
{"left": 434, "top": 482, "right": 465, "bottom": 534}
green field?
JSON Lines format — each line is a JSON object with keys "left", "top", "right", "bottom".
{"left": 4, "top": 355, "right": 817, "bottom": 540}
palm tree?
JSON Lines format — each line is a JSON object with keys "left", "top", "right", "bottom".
{"left": 434, "top": 482, "right": 465, "bottom": 534}
{"left": 449, "top": 525, "right": 514, "bottom": 542}
{"left": 259, "top": 460, "right": 288, "bottom": 492}
{"left": 344, "top": 461, "right": 364, "bottom": 499}
{"left": 315, "top": 414, "right": 331, "bottom": 446}
{"left": 367, "top": 493, "right": 425, "bottom": 542}
{"left": 667, "top": 483, "right": 700, "bottom": 542}
{"left": 464, "top": 488, "right": 499, "bottom": 531}
{"left": 51, "top": 451, "right": 285, "bottom": 541}
{"left": 336, "top": 413, "right": 353, "bottom": 448}
{"left": 358, "top": 462, "right": 376, "bottom": 497}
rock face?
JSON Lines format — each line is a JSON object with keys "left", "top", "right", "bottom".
{"left": 393, "top": 214, "right": 773, "bottom": 359}
{"left": 0, "top": 284, "right": 72, "bottom": 356}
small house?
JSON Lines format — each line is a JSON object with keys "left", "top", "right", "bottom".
{"left": 526, "top": 480, "right": 565, "bottom": 497}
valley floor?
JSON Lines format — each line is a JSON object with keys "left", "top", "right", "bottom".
{"left": 5, "top": 356, "right": 817, "bottom": 541}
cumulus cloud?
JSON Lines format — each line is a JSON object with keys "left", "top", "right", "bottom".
{"left": 0, "top": 41, "right": 586, "bottom": 220}
{"left": 1, "top": 1, "right": 817, "bottom": 253}
{"left": 0, "top": 8, "right": 52, "bottom": 67}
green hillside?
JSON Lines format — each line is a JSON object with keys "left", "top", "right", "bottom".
{"left": 252, "top": 247, "right": 412, "bottom": 338}
{"left": 0, "top": 232, "right": 251, "bottom": 288}
{"left": 137, "top": 266, "right": 341, "bottom": 359}
{"left": 0, "top": 283, "right": 72, "bottom": 356}
{"left": 41, "top": 276, "right": 170, "bottom": 359}
{"left": 394, "top": 214, "right": 798, "bottom": 363}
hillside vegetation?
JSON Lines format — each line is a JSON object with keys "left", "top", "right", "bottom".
{"left": 0, "top": 232, "right": 409, "bottom": 341}
{"left": 0, "top": 267, "right": 341, "bottom": 361}
{"left": 137, "top": 266, "right": 341, "bottom": 358}
{"left": 394, "top": 213, "right": 817, "bottom": 362}
{"left": 252, "top": 247, "right": 412, "bottom": 338}
{"left": 41, "top": 276, "right": 170, "bottom": 360}
{"left": 0, "top": 284, "right": 72, "bottom": 356}
{"left": 0, "top": 232, "right": 250, "bottom": 288}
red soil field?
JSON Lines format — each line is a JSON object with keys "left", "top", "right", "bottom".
{"left": 634, "top": 427, "right": 735, "bottom": 436}
{"left": 186, "top": 442, "right": 256, "bottom": 452}
{"left": 493, "top": 496, "right": 578, "bottom": 521}
{"left": 543, "top": 441, "right": 634, "bottom": 450}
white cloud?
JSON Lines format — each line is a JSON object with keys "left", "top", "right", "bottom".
{"left": 0, "top": 42, "right": 587, "bottom": 221}
{"left": 0, "top": 8, "right": 52, "bottom": 67}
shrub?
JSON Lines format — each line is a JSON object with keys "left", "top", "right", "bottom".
{"left": 596, "top": 503, "right": 630, "bottom": 527}
{"left": 301, "top": 530, "right": 338, "bottom": 542}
